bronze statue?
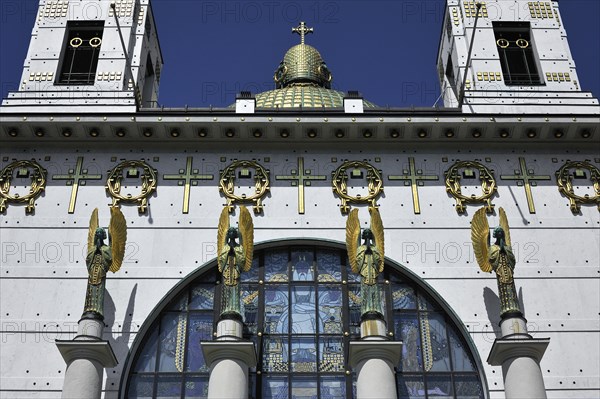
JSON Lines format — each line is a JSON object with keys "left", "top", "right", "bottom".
{"left": 346, "top": 208, "right": 385, "bottom": 319}
{"left": 83, "top": 207, "right": 127, "bottom": 320}
{"left": 217, "top": 206, "right": 254, "bottom": 319}
{"left": 471, "top": 207, "right": 522, "bottom": 318}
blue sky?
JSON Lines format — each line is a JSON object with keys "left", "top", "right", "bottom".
{"left": 1, "top": 0, "right": 599, "bottom": 108}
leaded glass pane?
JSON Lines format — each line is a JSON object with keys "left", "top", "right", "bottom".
{"left": 127, "top": 375, "right": 154, "bottom": 398}
{"left": 425, "top": 375, "right": 453, "bottom": 398}
{"left": 426, "top": 313, "right": 451, "bottom": 372}
{"left": 316, "top": 250, "right": 342, "bottom": 282}
{"left": 241, "top": 284, "right": 259, "bottom": 334}
{"left": 318, "top": 286, "right": 343, "bottom": 334}
{"left": 292, "top": 286, "right": 316, "bottom": 334}
{"left": 320, "top": 376, "right": 346, "bottom": 398}
{"left": 241, "top": 258, "right": 259, "bottom": 282}
{"left": 167, "top": 293, "right": 188, "bottom": 311}
{"left": 291, "top": 337, "right": 317, "bottom": 372}
{"left": 156, "top": 375, "right": 181, "bottom": 399}
{"left": 125, "top": 245, "right": 485, "bottom": 399}
{"left": 449, "top": 328, "right": 476, "bottom": 372}
{"left": 263, "top": 376, "right": 289, "bottom": 399}
{"left": 292, "top": 249, "right": 315, "bottom": 281}
{"left": 265, "top": 249, "right": 289, "bottom": 282}
{"left": 263, "top": 337, "right": 289, "bottom": 372}
{"left": 185, "top": 313, "right": 212, "bottom": 372}
{"left": 418, "top": 292, "right": 439, "bottom": 311}
{"left": 392, "top": 283, "right": 417, "bottom": 310}
{"left": 265, "top": 286, "right": 289, "bottom": 334}
{"left": 348, "top": 284, "right": 361, "bottom": 335}
{"left": 291, "top": 377, "right": 317, "bottom": 399}
{"left": 397, "top": 375, "right": 426, "bottom": 399}
{"left": 189, "top": 285, "right": 214, "bottom": 310}
{"left": 394, "top": 313, "right": 423, "bottom": 371}
{"left": 133, "top": 328, "right": 158, "bottom": 372}
{"left": 319, "top": 338, "right": 344, "bottom": 372}
{"left": 158, "top": 313, "right": 186, "bottom": 372}
{"left": 347, "top": 257, "right": 360, "bottom": 282}
{"left": 184, "top": 376, "right": 209, "bottom": 398}
{"left": 454, "top": 375, "right": 484, "bottom": 399}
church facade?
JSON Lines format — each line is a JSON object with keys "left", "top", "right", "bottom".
{"left": 1, "top": 1, "right": 599, "bottom": 398}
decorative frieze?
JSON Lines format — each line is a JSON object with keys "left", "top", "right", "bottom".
{"left": 2, "top": 157, "right": 599, "bottom": 215}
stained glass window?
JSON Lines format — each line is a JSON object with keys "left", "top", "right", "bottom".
{"left": 123, "top": 245, "right": 486, "bottom": 399}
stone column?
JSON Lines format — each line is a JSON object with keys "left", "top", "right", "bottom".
{"left": 488, "top": 316, "right": 550, "bottom": 399}
{"left": 202, "top": 317, "right": 257, "bottom": 399}
{"left": 56, "top": 318, "right": 117, "bottom": 399}
{"left": 349, "top": 316, "right": 403, "bottom": 399}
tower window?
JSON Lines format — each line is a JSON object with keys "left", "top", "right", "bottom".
{"left": 493, "top": 22, "right": 542, "bottom": 86}
{"left": 58, "top": 21, "right": 104, "bottom": 85}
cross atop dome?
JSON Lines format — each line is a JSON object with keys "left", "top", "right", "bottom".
{"left": 292, "top": 22, "right": 313, "bottom": 45}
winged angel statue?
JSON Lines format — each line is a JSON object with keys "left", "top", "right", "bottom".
{"left": 346, "top": 208, "right": 385, "bottom": 319}
{"left": 83, "top": 207, "right": 127, "bottom": 320}
{"left": 217, "top": 206, "right": 254, "bottom": 318}
{"left": 471, "top": 207, "right": 522, "bottom": 318}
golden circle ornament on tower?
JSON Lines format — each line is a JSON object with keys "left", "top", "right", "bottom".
{"left": 89, "top": 37, "right": 102, "bottom": 48}
{"left": 516, "top": 38, "right": 529, "bottom": 48}
{"left": 70, "top": 37, "right": 83, "bottom": 48}
{"left": 496, "top": 38, "right": 509, "bottom": 48}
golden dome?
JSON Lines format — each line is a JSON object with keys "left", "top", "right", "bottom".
{"left": 255, "top": 85, "right": 377, "bottom": 109}
{"left": 252, "top": 22, "right": 377, "bottom": 109}
{"left": 275, "top": 44, "right": 332, "bottom": 89}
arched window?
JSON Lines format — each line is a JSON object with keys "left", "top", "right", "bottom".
{"left": 122, "top": 242, "right": 487, "bottom": 399}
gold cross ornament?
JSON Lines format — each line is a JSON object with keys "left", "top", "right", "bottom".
{"left": 389, "top": 158, "right": 439, "bottom": 214}
{"left": 292, "top": 22, "right": 314, "bottom": 44}
{"left": 163, "top": 157, "right": 214, "bottom": 214}
{"left": 500, "top": 157, "right": 551, "bottom": 214}
{"left": 276, "top": 157, "right": 326, "bottom": 214}
{"left": 52, "top": 157, "right": 102, "bottom": 214}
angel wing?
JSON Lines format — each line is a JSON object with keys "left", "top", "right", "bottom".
{"left": 239, "top": 206, "right": 254, "bottom": 272}
{"left": 498, "top": 207, "right": 511, "bottom": 247}
{"left": 346, "top": 208, "right": 361, "bottom": 274}
{"left": 370, "top": 207, "right": 385, "bottom": 273}
{"left": 108, "top": 207, "right": 127, "bottom": 273}
{"left": 471, "top": 207, "right": 492, "bottom": 273}
{"left": 87, "top": 208, "right": 99, "bottom": 251}
{"left": 217, "top": 207, "right": 229, "bottom": 267}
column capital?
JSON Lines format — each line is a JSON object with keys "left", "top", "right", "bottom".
{"left": 201, "top": 341, "right": 257, "bottom": 368}
{"left": 56, "top": 340, "right": 118, "bottom": 368}
{"left": 348, "top": 340, "right": 403, "bottom": 368}
{"left": 487, "top": 337, "right": 550, "bottom": 366}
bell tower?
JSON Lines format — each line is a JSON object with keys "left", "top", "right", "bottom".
{"left": 437, "top": 0, "right": 598, "bottom": 113}
{"left": 1, "top": 0, "right": 163, "bottom": 113}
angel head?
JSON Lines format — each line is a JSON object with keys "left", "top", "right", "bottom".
{"left": 226, "top": 227, "right": 241, "bottom": 247}
{"left": 361, "top": 228, "right": 375, "bottom": 246}
{"left": 94, "top": 227, "right": 107, "bottom": 248}
{"left": 493, "top": 226, "right": 507, "bottom": 248}
{"left": 493, "top": 226, "right": 504, "bottom": 240}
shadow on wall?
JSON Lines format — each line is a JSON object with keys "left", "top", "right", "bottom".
{"left": 483, "top": 286, "right": 527, "bottom": 339}
{"left": 103, "top": 284, "right": 138, "bottom": 398}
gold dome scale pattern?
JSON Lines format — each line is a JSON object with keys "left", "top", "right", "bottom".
{"left": 253, "top": 22, "right": 377, "bottom": 109}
